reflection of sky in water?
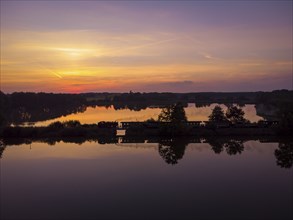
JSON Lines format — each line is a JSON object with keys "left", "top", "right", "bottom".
{"left": 1, "top": 141, "right": 292, "bottom": 220}
{"left": 34, "top": 104, "right": 263, "bottom": 126}
{"left": 2, "top": 140, "right": 278, "bottom": 160}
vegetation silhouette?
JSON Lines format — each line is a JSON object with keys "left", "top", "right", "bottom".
{"left": 225, "top": 105, "right": 248, "bottom": 124}
{"left": 276, "top": 105, "right": 293, "bottom": 135}
{"left": 275, "top": 142, "right": 293, "bottom": 168}
{"left": 0, "top": 92, "right": 87, "bottom": 126}
{"left": 206, "top": 137, "right": 244, "bottom": 155}
{"left": 0, "top": 120, "right": 116, "bottom": 138}
{"left": 224, "top": 139, "right": 244, "bottom": 155}
{"left": 157, "top": 103, "right": 190, "bottom": 136}
{"left": 206, "top": 137, "right": 226, "bottom": 154}
{"left": 158, "top": 138, "right": 189, "bottom": 165}
{"left": 0, "top": 140, "right": 5, "bottom": 158}
{"left": 208, "top": 105, "right": 228, "bottom": 123}
{"left": 1, "top": 90, "right": 293, "bottom": 129}
{"left": 158, "top": 102, "right": 187, "bottom": 123}
{"left": 1, "top": 137, "right": 292, "bottom": 169}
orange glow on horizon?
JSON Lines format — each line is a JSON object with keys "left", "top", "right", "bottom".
{"left": 1, "top": 1, "right": 292, "bottom": 92}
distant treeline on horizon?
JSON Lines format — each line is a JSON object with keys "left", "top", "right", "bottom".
{"left": 1, "top": 89, "right": 292, "bottom": 105}
{"left": 1, "top": 90, "right": 292, "bottom": 127}
{"left": 1, "top": 89, "right": 292, "bottom": 102}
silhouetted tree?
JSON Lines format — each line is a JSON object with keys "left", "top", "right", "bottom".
{"left": 226, "top": 106, "right": 248, "bottom": 123}
{"left": 276, "top": 102, "right": 293, "bottom": 135}
{"left": 158, "top": 103, "right": 187, "bottom": 123}
{"left": 275, "top": 142, "right": 293, "bottom": 168}
{"left": 0, "top": 91, "right": 10, "bottom": 128}
{"left": 157, "top": 103, "right": 188, "bottom": 135}
{"left": 145, "top": 118, "right": 156, "bottom": 122}
{"left": 208, "top": 105, "right": 228, "bottom": 122}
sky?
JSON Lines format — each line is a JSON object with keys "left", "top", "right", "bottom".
{"left": 0, "top": 0, "right": 292, "bottom": 93}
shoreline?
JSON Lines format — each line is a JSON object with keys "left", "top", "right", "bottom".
{"left": 0, "top": 122, "right": 286, "bottom": 139}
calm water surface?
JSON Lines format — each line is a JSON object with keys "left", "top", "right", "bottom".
{"left": 34, "top": 104, "right": 262, "bottom": 126}
{"left": 1, "top": 139, "right": 292, "bottom": 220}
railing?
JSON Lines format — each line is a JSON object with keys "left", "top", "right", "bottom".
{"left": 119, "top": 121, "right": 279, "bottom": 129}
{"left": 97, "top": 121, "right": 279, "bottom": 129}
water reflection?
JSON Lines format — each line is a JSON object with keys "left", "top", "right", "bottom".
{"left": 0, "top": 140, "right": 5, "bottom": 158}
{"left": 6, "top": 103, "right": 263, "bottom": 126}
{"left": 224, "top": 140, "right": 244, "bottom": 155}
{"left": 1, "top": 137, "right": 292, "bottom": 169}
{"left": 1, "top": 137, "right": 292, "bottom": 220}
{"left": 158, "top": 138, "right": 189, "bottom": 165}
{"left": 275, "top": 142, "right": 293, "bottom": 168}
{"left": 207, "top": 138, "right": 244, "bottom": 155}
{"left": 206, "top": 137, "right": 226, "bottom": 154}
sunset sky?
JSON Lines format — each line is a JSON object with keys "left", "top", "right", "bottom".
{"left": 1, "top": 0, "right": 292, "bottom": 93}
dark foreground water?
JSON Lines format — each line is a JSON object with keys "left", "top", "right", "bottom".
{"left": 0, "top": 139, "right": 292, "bottom": 220}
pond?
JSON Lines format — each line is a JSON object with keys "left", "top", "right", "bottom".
{"left": 1, "top": 138, "right": 292, "bottom": 220}
{"left": 31, "top": 104, "right": 263, "bottom": 126}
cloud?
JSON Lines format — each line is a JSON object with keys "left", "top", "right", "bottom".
{"left": 1, "top": 1, "right": 292, "bottom": 93}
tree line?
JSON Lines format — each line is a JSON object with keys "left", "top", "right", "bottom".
{"left": 154, "top": 103, "right": 248, "bottom": 125}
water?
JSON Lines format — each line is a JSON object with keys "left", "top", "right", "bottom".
{"left": 1, "top": 139, "right": 292, "bottom": 220}
{"left": 32, "top": 104, "right": 262, "bottom": 126}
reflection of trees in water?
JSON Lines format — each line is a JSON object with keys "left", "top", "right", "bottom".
{"left": 10, "top": 105, "right": 87, "bottom": 125}
{"left": 1, "top": 136, "right": 293, "bottom": 170}
{"left": 195, "top": 103, "right": 211, "bottom": 108}
{"left": 207, "top": 139, "right": 225, "bottom": 154}
{"left": 158, "top": 138, "right": 189, "bottom": 165}
{"left": 0, "top": 141, "right": 5, "bottom": 158}
{"left": 1, "top": 93, "right": 87, "bottom": 125}
{"left": 275, "top": 142, "right": 293, "bottom": 168}
{"left": 112, "top": 103, "right": 148, "bottom": 111}
{"left": 207, "top": 138, "right": 244, "bottom": 155}
{"left": 224, "top": 140, "right": 244, "bottom": 155}
{"left": 158, "top": 137, "right": 245, "bottom": 164}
